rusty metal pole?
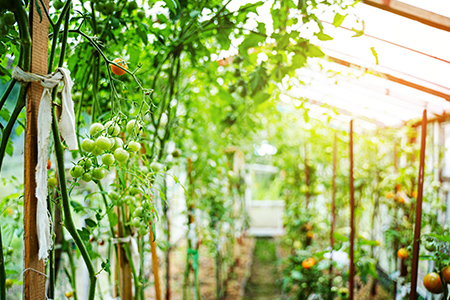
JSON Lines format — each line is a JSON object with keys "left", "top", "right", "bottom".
{"left": 349, "top": 120, "right": 355, "bottom": 300}
{"left": 23, "top": 0, "right": 49, "bottom": 299}
{"left": 410, "top": 110, "right": 427, "bottom": 300}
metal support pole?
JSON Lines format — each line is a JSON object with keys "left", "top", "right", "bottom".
{"left": 349, "top": 121, "right": 355, "bottom": 300}
{"left": 410, "top": 109, "right": 427, "bottom": 299}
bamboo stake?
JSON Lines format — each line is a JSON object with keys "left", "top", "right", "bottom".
{"left": 330, "top": 132, "right": 337, "bottom": 278}
{"left": 23, "top": 0, "right": 49, "bottom": 298}
{"left": 150, "top": 221, "right": 162, "bottom": 300}
{"left": 409, "top": 109, "right": 427, "bottom": 299}
{"left": 349, "top": 120, "right": 355, "bottom": 300}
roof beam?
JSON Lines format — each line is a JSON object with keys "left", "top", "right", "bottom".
{"left": 284, "top": 92, "right": 388, "bottom": 127}
{"left": 328, "top": 55, "right": 450, "bottom": 102}
{"left": 361, "top": 0, "right": 450, "bottom": 32}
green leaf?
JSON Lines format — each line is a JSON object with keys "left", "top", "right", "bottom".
{"left": 189, "top": 10, "right": 200, "bottom": 18}
{"left": 70, "top": 200, "right": 84, "bottom": 212}
{"left": 307, "top": 44, "right": 324, "bottom": 57}
{"left": 370, "top": 46, "right": 379, "bottom": 65}
{"left": 303, "top": 109, "right": 309, "bottom": 123}
{"left": 15, "top": 124, "right": 24, "bottom": 136}
{"left": 85, "top": 219, "right": 97, "bottom": 228}
{"left": 333, "top": 13, "right": 346, "bottom": 27}
{"left": 291, "top": 270, "right": 303, "bottom": 280}
{"left": 137, "top": 26, "right": 148, "bottom": 45}
{"left": 315, "top": 32, "right": 333, "bottom": 41}
{"left": 253, "top": 91, "right": 270, "bottom": 105}
{"left": 77, "top": 227, "right": 90, "bottom": 242}
{"left": 0, "top": 108, "right": 10, "bottom": 121}
{"left": 109, "top": 213, "right": 118, "bottom": 227}
{"left": 163, "top": 0, "right": 177, "bottom": 14}
{"left": 292, "top": 52, "right": 306, "bottom": 68}
{"left": 238, "top": 24, "right": 266, "bottom": 55}
{"left": 428, "top": 233, "right": 450, "bottom": 242}
{"left": 34, "top": 0, "right": 43, "bottom": 23}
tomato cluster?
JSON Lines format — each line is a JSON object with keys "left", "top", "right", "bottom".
{"left": 72, "top": 118, "right": 142, "bottom": 182}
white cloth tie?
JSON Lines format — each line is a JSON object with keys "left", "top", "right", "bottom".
{"left": 111, "top": 236, "right": 141, "bottom": 273}
{"left": 13, "top": 67, "right": 78, "bottom": 260}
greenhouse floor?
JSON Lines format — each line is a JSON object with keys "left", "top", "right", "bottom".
{"left": 145, "top": 236, "right": 255, "bottom": 300}
{"left": 244, "top": 238, "right": 281, "bottom": 300}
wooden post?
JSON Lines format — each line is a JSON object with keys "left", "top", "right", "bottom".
{"left": 23, "top": 0, "right": 49, "bottom": 299}
{"left": 150, "top": 221, "right": 162, "bottom": 300}
{"left": 116, "top": 207, "right": 133, "bottom": 299}
{"left": 349, "top": 120, "right": 355, "bottom": 300}
{"left": 409, "top": 110, "right": 427, "bottom": 299}
{"left": 329, "top": 132, "right": 337, "bottom": 295}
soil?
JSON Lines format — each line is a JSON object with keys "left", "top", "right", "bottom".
{"left": 145, "top": 236, "right": 255, "bottom": 300}
{"left": 244, "top": 238, "right": 282, "bottom": 300}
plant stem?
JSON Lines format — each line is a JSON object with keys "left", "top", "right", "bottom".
{"left": 66, "top": 243, "right": 79, "bottom": 300}
{"left": 47, "top": 193, "right": 55, "bottom": 299}
{"left": 0, "top": 79, "right": 17, "bottom": 112}
{"left": 52, "top": 107, "right": 97, "bottom": 300}
{"left": 0, "top": 225, "right": 5, "bottom": 300}
{"left": 0, "top": 88, "right": 25, "bottom": 172}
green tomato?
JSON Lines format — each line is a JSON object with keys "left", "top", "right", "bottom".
{"left": 105, "top": 120, "right": 120, "bottom": 136}
{"left": 172, "top": 148, "right": 182, "bottom": 158}
{"left": 53, "top": 0, "right": 64, "bottom": 9}
{"left": 137, "top": 11, "right": 146, "bottom": 20}
{"left": 108, "top": 191, "right": 119, "bottom": 200}
{"left": 104, "top": 2, "right": 116, "bottom": 14}
{"left": 424, "top": 241, "right": 437, "bottom": 252}
{"left": 102, "top": 153, "right": 115, "bottom": 166}
{"left": 126, "top": 119, "right": 141, "bottom": 135}
{"left": 114, "top": 148, "right": 129, "bottom": 162}
{"left": 3, "top": 12, "right": 15, "bottom": 26}
{"left": 92, "top": 167, "right": 106, "bottom": 180}
{"left": 91, "top": 146, "right": 104, "bottom": 156}
{"left": 134, "top": 207, "right": 144, "bottom": 217}
{"left": 138, "top": 225, "right": 148, "bottom": 236}
{"left": 129, "top": 186, "right": 140, "bottom": 195}
{"left": 131, "top": 217, "right": 141, "bottom": 227}
{"left": 6, "top": 247, "right": 13, "bottom": 255}
{"left": 80, "top": 158, "right": 92, "bottom": 169}
{"left": 123, "top": 195, "right": 135, "bottom": 204}
{"left": 5, "top": 278, "right": 13, "bottom": 289}
{"left": 96, "top": 136, "right": 112, "bottom": 150}
{"left": 81, "top": 138, "right": 95, "bottom": 152}
{"left": 129, "top": 107, "right": 139, "bottom": 117}
{"left": 82, "top": 172, "right": 92, "bottom": 182}
{"left": 48, "top": 176, "right": 58, "bottom": 187}
{"left": 70, "top": 165, "right": 84, "bottom": 178}
{"left": 111, "top": 137, "right": 124, "bottom": 151}
{"left": 89, "top": 123, "right": 104, "bottom": 138}
{"left": 128, "top": 1, "right": 138, "bottom": 10}
{"left": 150, "top": 161, "right": 163, "bottom": 172}
{"left": 127, "top": 141, "right": 141, "bottom": 152}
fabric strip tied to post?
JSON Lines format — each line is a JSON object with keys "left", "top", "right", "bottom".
{"left": 12, "top": 66, "right": 78, "bottom": 260}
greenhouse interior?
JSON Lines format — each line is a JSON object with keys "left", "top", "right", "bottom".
{"left": 1, "top": 0, "right": 450, "bottom": 299}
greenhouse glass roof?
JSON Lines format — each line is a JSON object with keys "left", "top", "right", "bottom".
{"left": 283, "top": 0, "right": 450, "bottom": 128}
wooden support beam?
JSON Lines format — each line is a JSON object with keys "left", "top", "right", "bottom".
{"left": 409, "top": 109, "right": 427, "bottom": 299}
{"left": 349, "top": 120, "right": 355, "bottom": 300}
{"left": 23, "top": 0, "right": 49, "bottom": 299}
{"left": 362, "top": 0, "right": 450, "bottom": 33}
{"left": 329, "top": 132, "right": 337, "bottom": 291}
{"left": 328, "top": 56, "right": 450, "bottom": 102}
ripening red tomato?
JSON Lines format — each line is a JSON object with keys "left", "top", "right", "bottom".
{"left": 423, "top": 272, "right": 443, "bottom": 294}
